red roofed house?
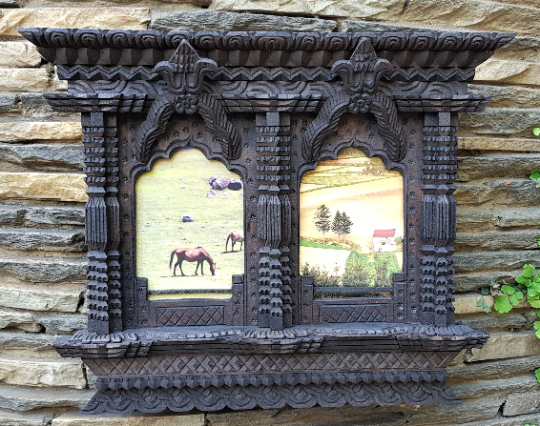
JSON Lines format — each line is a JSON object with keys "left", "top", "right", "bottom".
{"left": 373, "top": 229, "right": 397, "bottom": 253}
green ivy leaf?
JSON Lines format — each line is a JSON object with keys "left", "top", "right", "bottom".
{"left": 523, "top": 264, "right": 536, "bottom": 278}
{"left": 509, "top": 291, "right": 523, "bottom": 306}
{"left": 481, "top": 287, "right": 490, "bottom": 295}
{"left": 501, "top": 284, "right": 515, "bottom": 295}
{"left": 476, "top": 299, "right": 491, "bottom": 313}
{"left": 516, "top": 275, "right": 531, "bottom": 286}
{"left": 530, "top": 171, "right": 540, "bottom": 180}
{"left": 529, "top": 298, "right": 540, "bottom": 309}
{"left": 538, "top": 238, "right": 540, "bottom": 248}
{"left": 536, "top": 368, "right": 540, "bottom": 384}
{"left": 528, "top": 287, "right": 539, "bottom": 298}
{"left": 533, "top": 128, "right": 540, "bottom": 136}
{"left": 494, "top": 295, "right": 513, "bottom": 313}
{"left": 537, "top": 310, "right": 540, "bottom": 318}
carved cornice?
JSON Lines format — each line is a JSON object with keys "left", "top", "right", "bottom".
{"left": 43, "top": 93, "right": 154, "bottom": 113}
{"left": 20, "top": 29, "right": 514, "bottom": 73}
{"left": 209, "top": 67, "right": 334, "bottom": 82}
{"left": 56, "top": 64, "right": 479, "bottom": 83}
{"left": 45, "top": 91, "right": 489, "bottom": 114}
{"left": 20, "top": 28, "right": 513, "bottom": 53}
{"left": 56, "top": 65, "right": 159, "bottom": 81}
{"left": 387, "top": 67, "right": 476, "bottom": 82}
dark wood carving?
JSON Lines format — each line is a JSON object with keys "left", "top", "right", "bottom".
{"left": 21, "top": 28, "right": 514, "bottom": 414}
{"left": 135, "top": 39, "right": 241, "bottom": 164}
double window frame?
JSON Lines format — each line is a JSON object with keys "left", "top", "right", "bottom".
{"left": 20, "top": 27, "right": 512, "bottom": 414}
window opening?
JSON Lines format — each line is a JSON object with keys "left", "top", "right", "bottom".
{"left": 136, "top": 148, "right": 244, "bottom": 300}
{"left": 300, "top": 148, "right": 403, "bottom": 295}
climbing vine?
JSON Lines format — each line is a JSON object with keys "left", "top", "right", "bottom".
{"left": 477, "top": 168, "right": 540, "bottom": 382}
{"left": 531, "top": 171, "right": 540, "bottom": 188}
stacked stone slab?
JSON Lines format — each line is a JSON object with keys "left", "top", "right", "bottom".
{"left": 0, "top": 0, "right": 539, "bottom": 425}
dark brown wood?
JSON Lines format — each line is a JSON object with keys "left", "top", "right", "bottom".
{"left": 20, "top": 28, "right": 514, "bottom": 415}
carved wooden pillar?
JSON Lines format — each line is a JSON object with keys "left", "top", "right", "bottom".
{"left": 82, "top": 112, "right": 109, "bottom": 334}
{"left": 420, "top": 112, "right": 457, "bottom": 326}
{"left": 104, "top": 114, "right": 122, "bottom": 332}
{"left": 256, "top": 111, "right": 293, "bottom": 330}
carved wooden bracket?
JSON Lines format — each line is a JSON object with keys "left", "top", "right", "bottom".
{"left": 20, "top": 28, "right": 514, "bottom": 415}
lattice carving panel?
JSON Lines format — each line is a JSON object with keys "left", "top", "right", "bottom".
{"left": 156, "top": 306, "right": 225, "bottom": 326}
{"left": 318, "top": 304, "right": 391, "bottom": 323}
{"left": 87, "top": 351, "right": 456, "bottom": 377}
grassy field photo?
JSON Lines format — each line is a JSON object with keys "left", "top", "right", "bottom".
{"left": 136, "top": 148, "right": 244, "bottom": 300}
{"left": 299, "top": 148, "right": 404, "bottom": 288}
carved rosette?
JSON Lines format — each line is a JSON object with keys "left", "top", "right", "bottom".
{"left": 420, "top": 112, "right": 457, "bottom": 327}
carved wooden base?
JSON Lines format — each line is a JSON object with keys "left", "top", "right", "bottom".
{"left": 83, "top": 380, "right": 459, "bottom": 414}
{"left": 81, "top": 345, "right": 464, "bottom": 414}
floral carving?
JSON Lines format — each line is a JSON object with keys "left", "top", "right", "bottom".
{"left": 332, "top": 38, "right": 392, "bottom": 113}
{"left": 136, "top": 40, "right": 241, "bottom": 163}
{"left": 302, "top": 38, "right": 407, "bottom": 163}
{"left": 155, "top": 40, "right": 217, "bottom": 115}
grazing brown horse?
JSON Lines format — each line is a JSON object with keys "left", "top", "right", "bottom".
{"left": 225, "top": 230, "right": 244, "bottom": 252}
{"left": 169, "top": 246, "right": 216, "bottom": 276}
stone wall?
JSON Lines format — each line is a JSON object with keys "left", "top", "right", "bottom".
{"left": 0, "top": 0, "right": 539, "bottom": 425}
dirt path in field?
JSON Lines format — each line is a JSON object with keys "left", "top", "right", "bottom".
{"left": 300, "top": 176, "right": 403, "bottom": 209}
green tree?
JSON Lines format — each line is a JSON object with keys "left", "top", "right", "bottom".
{"left": 343, "top": 250, "right": 372, "bottom": 286}
{"left": 313, "top": 204, "right": 332, "bottom": 236}
{"left": 331, "top": 210, "right": 353, "bottom": 241}
{"left": 332, "top": 211, "right": 343, "bottom": 239}
{"left": 340, "top": 211, "right": 353, "bottom": 239}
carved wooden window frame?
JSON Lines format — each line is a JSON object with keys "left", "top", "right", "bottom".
{"left": 21, "top": 28, "right": 513, "bottom": 414}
